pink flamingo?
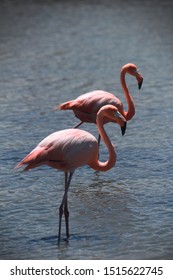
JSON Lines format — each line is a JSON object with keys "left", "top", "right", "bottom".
{"left": 16, "top": 105, "right": 126, "bottom": 241}
{"left": 56, "top": 63, "right": 143, "bottom": 137}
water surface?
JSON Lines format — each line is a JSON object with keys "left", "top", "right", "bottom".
{"left": 0, "top": 0, "right": 173, "bottom": 259}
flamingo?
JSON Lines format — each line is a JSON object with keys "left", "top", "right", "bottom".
{"left": 15, "top": 105, "right": 127, "bottom": 242}
{"left": 56, "top": 63, "right": 143, "bottom": 144}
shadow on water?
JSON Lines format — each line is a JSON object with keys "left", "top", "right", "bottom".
{"left": 29, "top": 232, "right": 109, "bottom": 260}
{"left": 30, "top": 232, "right": 104, "bottom": 247}
{"left": 30, "top": 235, "right": 58, "bottom": 246}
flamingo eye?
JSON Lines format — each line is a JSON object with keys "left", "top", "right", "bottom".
{"left": 114, "top": 111, "right": 126, "bottom": 122}
{"left": 115, "top": 111, "right": 122, "bottom": 119}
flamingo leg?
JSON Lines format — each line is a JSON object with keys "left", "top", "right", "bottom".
{"left": 58, "top": 201, "right": 64, "bottom": 242}
{"left": 64, "top": 198, "right": 69, "bottom": 239}
{"left": 74, "top": 121, "right": 83, "bottom": 129}
{"left": 58, "top": 171, "right": 74, "bottom": 242}
{"left": 64, "top": 172, "right": 73, "bottom": 239}
{"left": 97, "top": 134, "right": 101, "bottom": 148}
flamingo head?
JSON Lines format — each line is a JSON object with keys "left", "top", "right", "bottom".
{"left": 114, "top": 109, "right": 127, "bottom": 136}
{"left": 99, "top": 105, "right": 127, "bottom": 135}
{"left": 123, "top": 63, "right": 143, "bottom": 90}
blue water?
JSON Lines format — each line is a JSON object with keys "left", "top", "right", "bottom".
{"left": 0, "top": 0, "right": 173, "bottom": 259}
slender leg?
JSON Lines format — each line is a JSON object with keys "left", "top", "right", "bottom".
{"left": 97, "top": 134, "right": 101, "bottom": 160}
{"left": 58, "top": 171, "right": 74, "bottom": 242}
{"left": 58, "top": 173, "right": 67, "bottom": 242}
{"left": 64, "top": 197, "right": 69, "bottom": 239}
{"left": 58, "top": 202, "right": 63, "bottom": 243}
{"left": 64, "top": 173, "right": 69, "bottom": 239}
{"left": 64, "top": 172, "right": 73, "bottom": 239}
{"left": 97, "top": 134, "right": 101, "bottom": 148}
{"left": 74, "top": 121, "right": 83, "bottom": 129}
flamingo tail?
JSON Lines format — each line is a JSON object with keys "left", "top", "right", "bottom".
{"left": 15, "top": 147, "right": 45, "bottom": 171}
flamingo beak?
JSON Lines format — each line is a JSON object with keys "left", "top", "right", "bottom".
{"left": 138, "top": 77, "right": 143, "bottom": 89}
{"left": 136, "top": 72, "right": 143, "bottom": 89}
{"left": 121, "top": 121, "right": 127, "bottom": 136}
{"left": 115, "top": 111, "right": 127, "bottom": 135}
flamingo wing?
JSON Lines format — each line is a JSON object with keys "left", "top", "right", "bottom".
{"left": 59, "top": 90, "right": 124, "bottom": 123}
{"left": 16, "top": 129, "right": 98, "bottom": 172}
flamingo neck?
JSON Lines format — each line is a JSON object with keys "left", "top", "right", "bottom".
{"left": 121, "top": 68, "right": 135, "bottom": 121}
{"left": 89, "top": 112, "right": 116, "bottom": 172}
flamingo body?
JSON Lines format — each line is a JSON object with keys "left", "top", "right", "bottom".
{"left": 59, "top": 90, "right": 123, "bottom": 124}
{"left": 58, "top": 63, "right": 143, "bottom": 126}
{"left": 16, "top": 129, "right": 98, "bottom": 172}
{"left": 16, "top": 105, "right": 127, "bottom": 241}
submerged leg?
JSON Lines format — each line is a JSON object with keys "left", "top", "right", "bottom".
{"left": 58, "top": 171, "right": 74, "bottom": 242}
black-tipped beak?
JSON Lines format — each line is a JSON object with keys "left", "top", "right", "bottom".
{"left": 121, "top": 122, "right": 127, "bottom": 136}
{"left": 138, "top": 78, "right": 143, "bottom": 89}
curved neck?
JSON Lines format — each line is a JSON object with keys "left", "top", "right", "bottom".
{"left": 88, "top": 111, "right": 116, "bottom": 172}
{"left": 121, "top": 69, "right": 135, "bottom": 121}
